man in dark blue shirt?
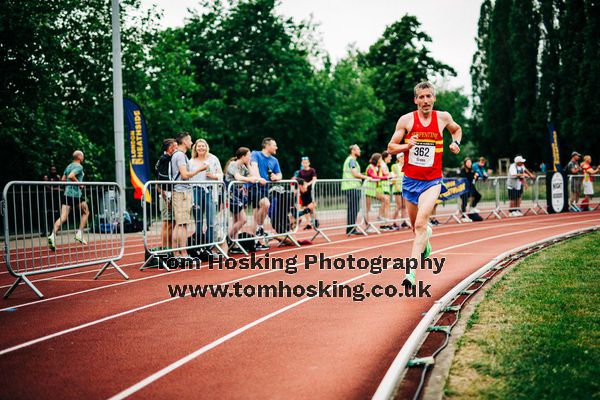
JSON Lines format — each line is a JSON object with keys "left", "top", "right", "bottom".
{"left": 249, "top": 137, "right": 282, "bottom": 249}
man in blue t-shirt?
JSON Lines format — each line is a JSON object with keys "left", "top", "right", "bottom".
{"left": 249, "top": 137, "right": 282, "bottom": 249}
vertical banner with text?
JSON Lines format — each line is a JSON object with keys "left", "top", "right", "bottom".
{"left": 546, "top": 124, "right": 567, "bottom": 213}
{"left": 124, "top": 98, "right": 151, "bottom": 202}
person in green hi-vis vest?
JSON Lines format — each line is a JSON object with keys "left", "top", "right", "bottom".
{"left": 342, "top": 144, "right": 369, "bottom": 234}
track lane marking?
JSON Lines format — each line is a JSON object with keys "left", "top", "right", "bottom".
{"left": 2, "top": 218, "right": 597, "bottom": 362}
{"left": 107, "top": 218, "right": 600, "bottom": 399}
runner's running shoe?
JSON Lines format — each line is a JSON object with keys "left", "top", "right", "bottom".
{"left": 422, "top": 225, "right": 432, "bottom": 258}
{"left": 402, "top": 271, "right": 416, "bottom": 288}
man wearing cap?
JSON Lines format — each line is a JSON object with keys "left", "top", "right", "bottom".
{"left": 566, "top": 151, "right": 582, "bottom": 211}
{"left": 507, "top": 156, "right": 535, "bottom": 216}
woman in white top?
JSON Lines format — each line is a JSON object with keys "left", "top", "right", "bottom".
{"left": 189, "top": 139, "right": 223, "bottom": 245}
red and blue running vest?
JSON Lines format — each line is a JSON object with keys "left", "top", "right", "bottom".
{"left": 403, "top": 110, "right": 444, "bottom": 180}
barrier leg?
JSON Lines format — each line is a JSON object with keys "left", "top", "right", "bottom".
{"left": 140, "top": 254, "right": 172, "bottom": 272}
{"left": 280, "top": 234, "right": 300, "bottom": 248}
{"left": 311, "top": 228, "right": 331, "bottom": 243}
{"left": 230, "top": 240, "right": 249, "bottom": 256}
{"left": 214, "top": 244, "right": 229, "bottom": 258}
{"left": 94, "top": 260, "right": 129, "bottom": 280}
{"left": 4, "top": 275, "right": 44, "bottom": 299}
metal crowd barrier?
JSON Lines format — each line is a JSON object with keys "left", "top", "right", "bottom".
{"left": 227, "top": 180, "right": 300, "bottom": 255}
{"left": 310, "top": 179, "right": 367, "bottom": 241}
{"left": 2, "top": 181, "right": 127, "bottom": 298}
{"left": 385, "top": 177, "right": 411, "bottom": 228}
{"left": 568, "top": 174, "right": 600, "bottom": 211}
{"left": 140, "top": 180, "right": 228, "bottom": 270}
{"left": 494, "top": 176, "right": 538, "bottom": 216}
{"left": 361, "top": 178, "right": 413, "bottom": 232}
{"left": 533, "top": 175, "right": 548, "bottom": 214}
{"left": 466, "top": 177, "right": 501, "bottom": 220}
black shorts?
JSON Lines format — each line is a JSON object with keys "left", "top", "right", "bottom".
{"left": 248, "top": 185, "right": 269, "bottom": 208}
{"left": 508, "top": 188, "right": 523, "bottom": 200}
{"left": 300, "top": 191, "right": 313, "bottom": 207}
{"left": 62, "top": 195, "right": 81, "bottom": 209}
{"left": 230, "top": 192, "right": 248, "bottom": 215}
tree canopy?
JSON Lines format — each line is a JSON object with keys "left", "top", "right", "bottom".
{"left": 1, "top": 0, "right": 469, "bottom": 191}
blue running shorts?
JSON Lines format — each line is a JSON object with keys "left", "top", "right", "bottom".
{"left": 402, "top": 176, "right": 443, "bottom": 205}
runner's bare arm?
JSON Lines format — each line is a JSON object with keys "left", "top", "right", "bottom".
{"left": 442, "top": 112, "right": 462, "bottom": 154}
{"left": 388, "top": 115, "right": 416, "bottom": 155}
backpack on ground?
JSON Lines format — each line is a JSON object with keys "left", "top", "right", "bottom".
{"left": 236, "top": 232, "right": 256, "bottom": 252}
{"left": 187, "top": 233, "right": 214, "bottom": 261}
{"left": 468, "top": 212, "right": 483, "bottom": 222}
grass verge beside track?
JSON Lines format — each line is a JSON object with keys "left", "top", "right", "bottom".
{"left": 444, "top": 231, "right": 600, "bottom": 400}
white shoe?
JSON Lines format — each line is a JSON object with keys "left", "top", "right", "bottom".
{"left": 461, "top": 217, "right": 473, "bottom": 223}
{"left": 508, "top": 211, "right": 517, "bottom": 217}
{"left": 470, "top": 207, "right": 481, "bottom": 213}
{"left": 74, "top": 231, "right": 87, "bottom": 245}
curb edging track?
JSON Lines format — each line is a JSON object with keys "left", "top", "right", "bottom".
{"left": 372, "top": 225, "right": 600, "bottom": 400}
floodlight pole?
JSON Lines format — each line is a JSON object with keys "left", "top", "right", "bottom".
{"left": 111, "top": 0, "right": 126, "bottom": 212}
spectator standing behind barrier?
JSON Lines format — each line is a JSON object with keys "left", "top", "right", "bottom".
{"left": 507, "top": 155, "right": 535, "bottom": 217}
{"left": 249, "top": 137, "right": 281, "bottom": 250}
{"left": 580, "top": 155, "right": 598, "bottom": 211}
{"left": 380, "top": 151, "right": 393, "bottom": 230}
{"left": 473, "top": 157, "right": 489, "bottom": 182}
{"left": 155, "top": 138, "right": 177, "bottom": 249}
{"left": 342, "top": 144, "right": 369, "bottom": 235}
{"left": 365, "top": 153, "right": 392, "bottom": 231}
{"left": 171, "top": 132, "right": 207, "bottom": 258}
{"left": 47, "top": 151, "right": 89, "bottom": 250}
{"left": 43, "top": 165, "right": 62, "bottom": 236}
{"left": 391, "top": 153, "right": 409, "bottom": 229}
{"left": 189, "top": 139, "right": 223, "bottom": 246}
{"left": 294, "top": 156, "right": 318, "bottom": 229}
{"left": 225, "top": 147, "right": 264, "bottom": 254}
{"left": 566, "top": 151, "right": 582, "bottom": 211}
{"left": 459, "top": 157, "right": 482, "bottom": 221}
{"left": 295, "top": 178, "right": 316, "bottom": 229}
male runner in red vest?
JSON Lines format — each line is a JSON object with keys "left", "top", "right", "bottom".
{"left": 388, "top": 82, "right": 462, "bottom": 287}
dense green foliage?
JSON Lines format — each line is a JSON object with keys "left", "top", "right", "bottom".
{"left": 0, "top": 0, "right": 467, "bottom": 189}
{"left": 446, "top": 232, "right": 600, "bottom": 399}
{"left": 471, "top": 0, "right": 599, "bottom": 168}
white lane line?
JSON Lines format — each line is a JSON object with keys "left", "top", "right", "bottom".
{"left": 0, "top": 217, "right": 516, "bottom": 312}
{"left": 0, "top": 230, "right": 375, "bottom": 311}
{"left": 2, "top": 218, "right": 596, "bottom": 361}
{"left": 0, "top": 210, "right": 582, "bottom": 274}
{"left": 108, "top": 218, "right": 600, "bottom": 399}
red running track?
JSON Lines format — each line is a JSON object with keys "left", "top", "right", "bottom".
{"left": 0, "top": 211, "right": 598, "bottom": 399}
